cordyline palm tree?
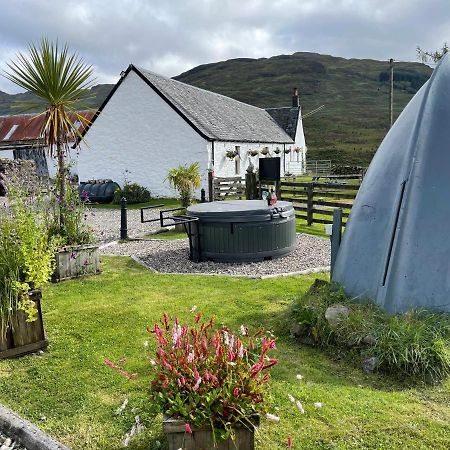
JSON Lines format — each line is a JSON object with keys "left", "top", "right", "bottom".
{"left": 167, "top": 163, "right": 201, "bottom": 208}
{"left": 3, "top": 38, "right": 94, "bottom": 230}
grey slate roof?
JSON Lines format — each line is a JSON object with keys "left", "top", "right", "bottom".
{"left": 265, "top": 107, "right": 300, "bottom": 140}
{"left": 134, "top": 66, "right": 294, "bottom": 143}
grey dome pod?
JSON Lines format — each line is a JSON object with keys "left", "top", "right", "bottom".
{"left": 332, "top": 54, "right": 450, "bottom": 313}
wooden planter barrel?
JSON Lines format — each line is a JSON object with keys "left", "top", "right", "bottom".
{"left": 0, "top": 290, "right": 47, "bottom": 359}
{"left": 53, "top": 244, "right": 100, "bottom": 282}
{"left": 163, "top": 416, "right": 258, "bottom": 450}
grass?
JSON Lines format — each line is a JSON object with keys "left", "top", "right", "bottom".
{"left": 90, "top": 198, "right": 180, "bottom": 210}
{"left": 0, "top": 258, "right": 449, "bottom": 449}
{"left": 292, "top": 281, "right": 450, "bottom": 381}
{"left": 144, "top": 230, "right": 187, "bottom": 240}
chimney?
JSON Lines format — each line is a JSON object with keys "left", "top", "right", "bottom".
{"left": 292, "top": 87, "right": 299, "bottom": 107}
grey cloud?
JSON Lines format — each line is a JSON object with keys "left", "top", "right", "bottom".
{"left": 0, "top": 0, "right": 448, "bottom": 92}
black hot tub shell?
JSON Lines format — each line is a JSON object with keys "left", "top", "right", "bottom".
{"left": 186, "top": 200, "right": 296, "bottom": 262}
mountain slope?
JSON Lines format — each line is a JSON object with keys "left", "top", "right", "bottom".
{"left": 1, "top": 52, "right": 432, "bottom": 166}
{"left": 174, "top": 52, "right": 432, "bottom": 166}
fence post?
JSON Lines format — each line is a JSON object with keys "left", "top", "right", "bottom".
{"left": 245, "top": 171, "right": 257, "bottom": 200}
{"left": 120, "top": 197, "right": 128, "bottom": 240}
{"left": 306, "top": 183, "right": 314, "bottom": 226}
{"left": 208, "top": 170, "right": 214, "bottom": 202}
{"left": 200, "top": 188, "right": 206, "bottom": 203}
{"left": 330, "top": 208, "right": 343, "bottom": 277}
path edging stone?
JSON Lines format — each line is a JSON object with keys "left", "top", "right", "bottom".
{"left": 0, "top": 404, "right": 70, "bottom": 450}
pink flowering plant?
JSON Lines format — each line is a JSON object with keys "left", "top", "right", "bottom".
{"left": 148, "top": 312, "right": 278, "bottom": 440}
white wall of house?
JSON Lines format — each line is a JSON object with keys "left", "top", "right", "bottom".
{"left": 211, "top": 141, "right": 291, "bottom": 179}
{"left": 286, "top": 114, "right": 307, "bottom": 175}
{"left": 76, "top": 71, "right": 209, "bottom": 198}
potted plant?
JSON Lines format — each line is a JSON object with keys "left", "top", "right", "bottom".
{"left": 166, "top": 163, "right": 201, "bottom": 232}
{"left": 284, "top": 149, "right": 291, "bottom": 154}
{"left": 274, "top": 148, "right": 281, "bottom": 155}
{"left": 5, "top": 39, "right": 99, "bottom": 281}
{"left": 248, "top": 149, "right": 259, "bottom": 157}
{"left": 47, "top": 172, "right": 98, "bottom": 281}
{"left": 0, "top": 188, "right": 59, "bottom": 359}
{"left": 149, "top": 312, "right": 278, "bottom": 450}
{"left": 260, "top": 148, "right": 270, "bottom": 156}
{"left": 225, "top": 150, "right": 238, "bottom": 160}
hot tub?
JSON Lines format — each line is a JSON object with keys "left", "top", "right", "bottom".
{"left": 186, "top": 200, "right": 296, "bottom": 262}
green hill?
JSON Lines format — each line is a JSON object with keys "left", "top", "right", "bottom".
{"left": 1, "top": 52, "right": 432, "bottom": 166}
{"left": 175, "top": 52, "right": 432, "bottom": 166}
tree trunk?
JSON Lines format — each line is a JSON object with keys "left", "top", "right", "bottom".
{"left": 57, "top": 141, "right": 66, "bottom": 230}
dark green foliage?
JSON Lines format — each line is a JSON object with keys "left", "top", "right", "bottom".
{"left": 113, "top": 183, "right": 151, "bottom": 204}
{"left": 291, "top": 280, "right": 450, "bottom": 381}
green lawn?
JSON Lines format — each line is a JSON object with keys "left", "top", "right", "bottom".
{"left": 90, "top": 198, "right": 181, "bottom": 210}
{"left": 145, "top": 229, "right": 187, "bottom": 240}
{"left": 0, "top": 258, "right": 449, "bottom": 450}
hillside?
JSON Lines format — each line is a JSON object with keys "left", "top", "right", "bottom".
{"left": 1, "top": 52, "right": 432, "bottom": 166}
{"left": 175, "top": 52, "right": 432, "bottom": 166}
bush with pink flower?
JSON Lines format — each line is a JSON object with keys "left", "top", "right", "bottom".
{"left": 148, "top": 312, "right": 278, "bottom": 441}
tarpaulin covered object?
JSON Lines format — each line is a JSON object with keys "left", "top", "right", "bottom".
{"left": 332, "top": 54, "right": 450, "bottom": 313}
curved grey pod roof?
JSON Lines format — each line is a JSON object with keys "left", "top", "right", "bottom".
{"left": 332, "top": 54, "right": 450, "bottom": 314}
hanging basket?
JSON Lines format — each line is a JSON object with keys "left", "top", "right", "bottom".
{"left": 274, "top": 148, "right": 281, "bottom": 154}
{"left": 225, "top": 150, "right": 238, "bottom": 160}
{"left": 260, "top": 148, "right": 270, "bottom": 156}
{"left": 284, "top": 149, "right": 291, "bottom": 154}
{"left": 249, "top": 150, "right": 259, "bottom": 157}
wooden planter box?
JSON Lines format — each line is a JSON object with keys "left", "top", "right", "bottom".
{"left": 53, "top": 244, "right": 100, "bottom": 282}
{"left": 0, "top": 290, "right": 47, "bottom": 359}
{"left": 163, "top": 416, "right": 258, "bottom": 450}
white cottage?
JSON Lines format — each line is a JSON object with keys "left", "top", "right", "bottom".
{"left": 76, "top": 64, "right": 307, "bottom": 198}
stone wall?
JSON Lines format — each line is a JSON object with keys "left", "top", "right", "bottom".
{"left": 0, "top": 158, "right": 40, "bottom": 196}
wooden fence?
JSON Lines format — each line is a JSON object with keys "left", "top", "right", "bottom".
{"left": 280, "top": 180, "right": 360, "bottom": 226}
{"left": 212, "top": 176, "right": 245, "bottom": 201}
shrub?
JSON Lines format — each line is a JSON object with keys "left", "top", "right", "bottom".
{"left": 291, "top": 280, "right": 450, "bottom": 381}
{"left": 113, "top": 183, "right": 151, "bottom": 204}
{"left": 148, "top": 312, "right": 278, "bottom": 441}
{"left": 166, "top": 163, "right": 201, "bottom": 208}
{"left": 47, "top": 170, "right": 94, "bottom": 246}
{"left": 0, "top": 188, "right": 60, "bottom": 337}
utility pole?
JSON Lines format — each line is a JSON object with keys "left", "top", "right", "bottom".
{"left": 389, "top": 58, "right": 394, "bottom": 128}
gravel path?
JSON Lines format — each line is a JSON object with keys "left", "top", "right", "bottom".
{"left": 0, "top": 432, "right": 27, "bottom": 450}
{"left": 100, "top": 234, "right": 330, "bottom": 277}
{"left": 86, "top": 207, "right": 161, "bottom": 243}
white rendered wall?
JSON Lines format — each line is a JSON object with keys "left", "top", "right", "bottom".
{"left": 286, "top": 112, "right": 307, "bottom": 175}
{"left": 211, "top": 142, "right": 290, "bottom": 179}
{"left": 76, "top": 71, "right": 208, "bottom": 198}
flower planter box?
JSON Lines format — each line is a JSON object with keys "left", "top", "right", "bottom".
{"left": 0, "top": 290, "right": 47, "bottom": 359}
{"left": 163, "top": 416, "right": 258, "bottom": 450}
{"left": 53, "top": 244, "right": 100, "bottom": 282}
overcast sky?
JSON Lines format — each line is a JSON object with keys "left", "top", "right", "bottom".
{"left": 0, "top": 0, "right": 448, "bottom": 93}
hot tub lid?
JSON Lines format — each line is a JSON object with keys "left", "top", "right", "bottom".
{"left": 187, "top": 200, "right": 293, "bottom": 222}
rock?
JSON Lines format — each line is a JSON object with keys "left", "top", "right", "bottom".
{"left": 290, "top": 322, "right": 302, "bottom": 338}
{"left": 362, "top": 356, "right": 379, "bottom": 373}
{"left": 325, "top": 304, "right": 350, "bottom": 326}
{"left": 0, "top": 438, "right": 12, "bottom": 450}
{"left": 362, "top": 334, "right": 377, "bottom": 345}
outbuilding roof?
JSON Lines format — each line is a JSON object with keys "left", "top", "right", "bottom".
{"left": 0, "top": 111, "right": 94, "bottom": 150}
{"left": 265, "top": 107, "right": 300, "bottom": 140}
{"left": 82, "top": 65, "right": 296, "bottom": 144}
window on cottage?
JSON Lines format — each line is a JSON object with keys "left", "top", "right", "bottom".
{"left": 235, "top": 146, "right": 240, "bottom": 175}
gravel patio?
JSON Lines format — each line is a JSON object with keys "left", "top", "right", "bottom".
{"left": 93, "top": 207, "right": 331, "bottom": 277}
